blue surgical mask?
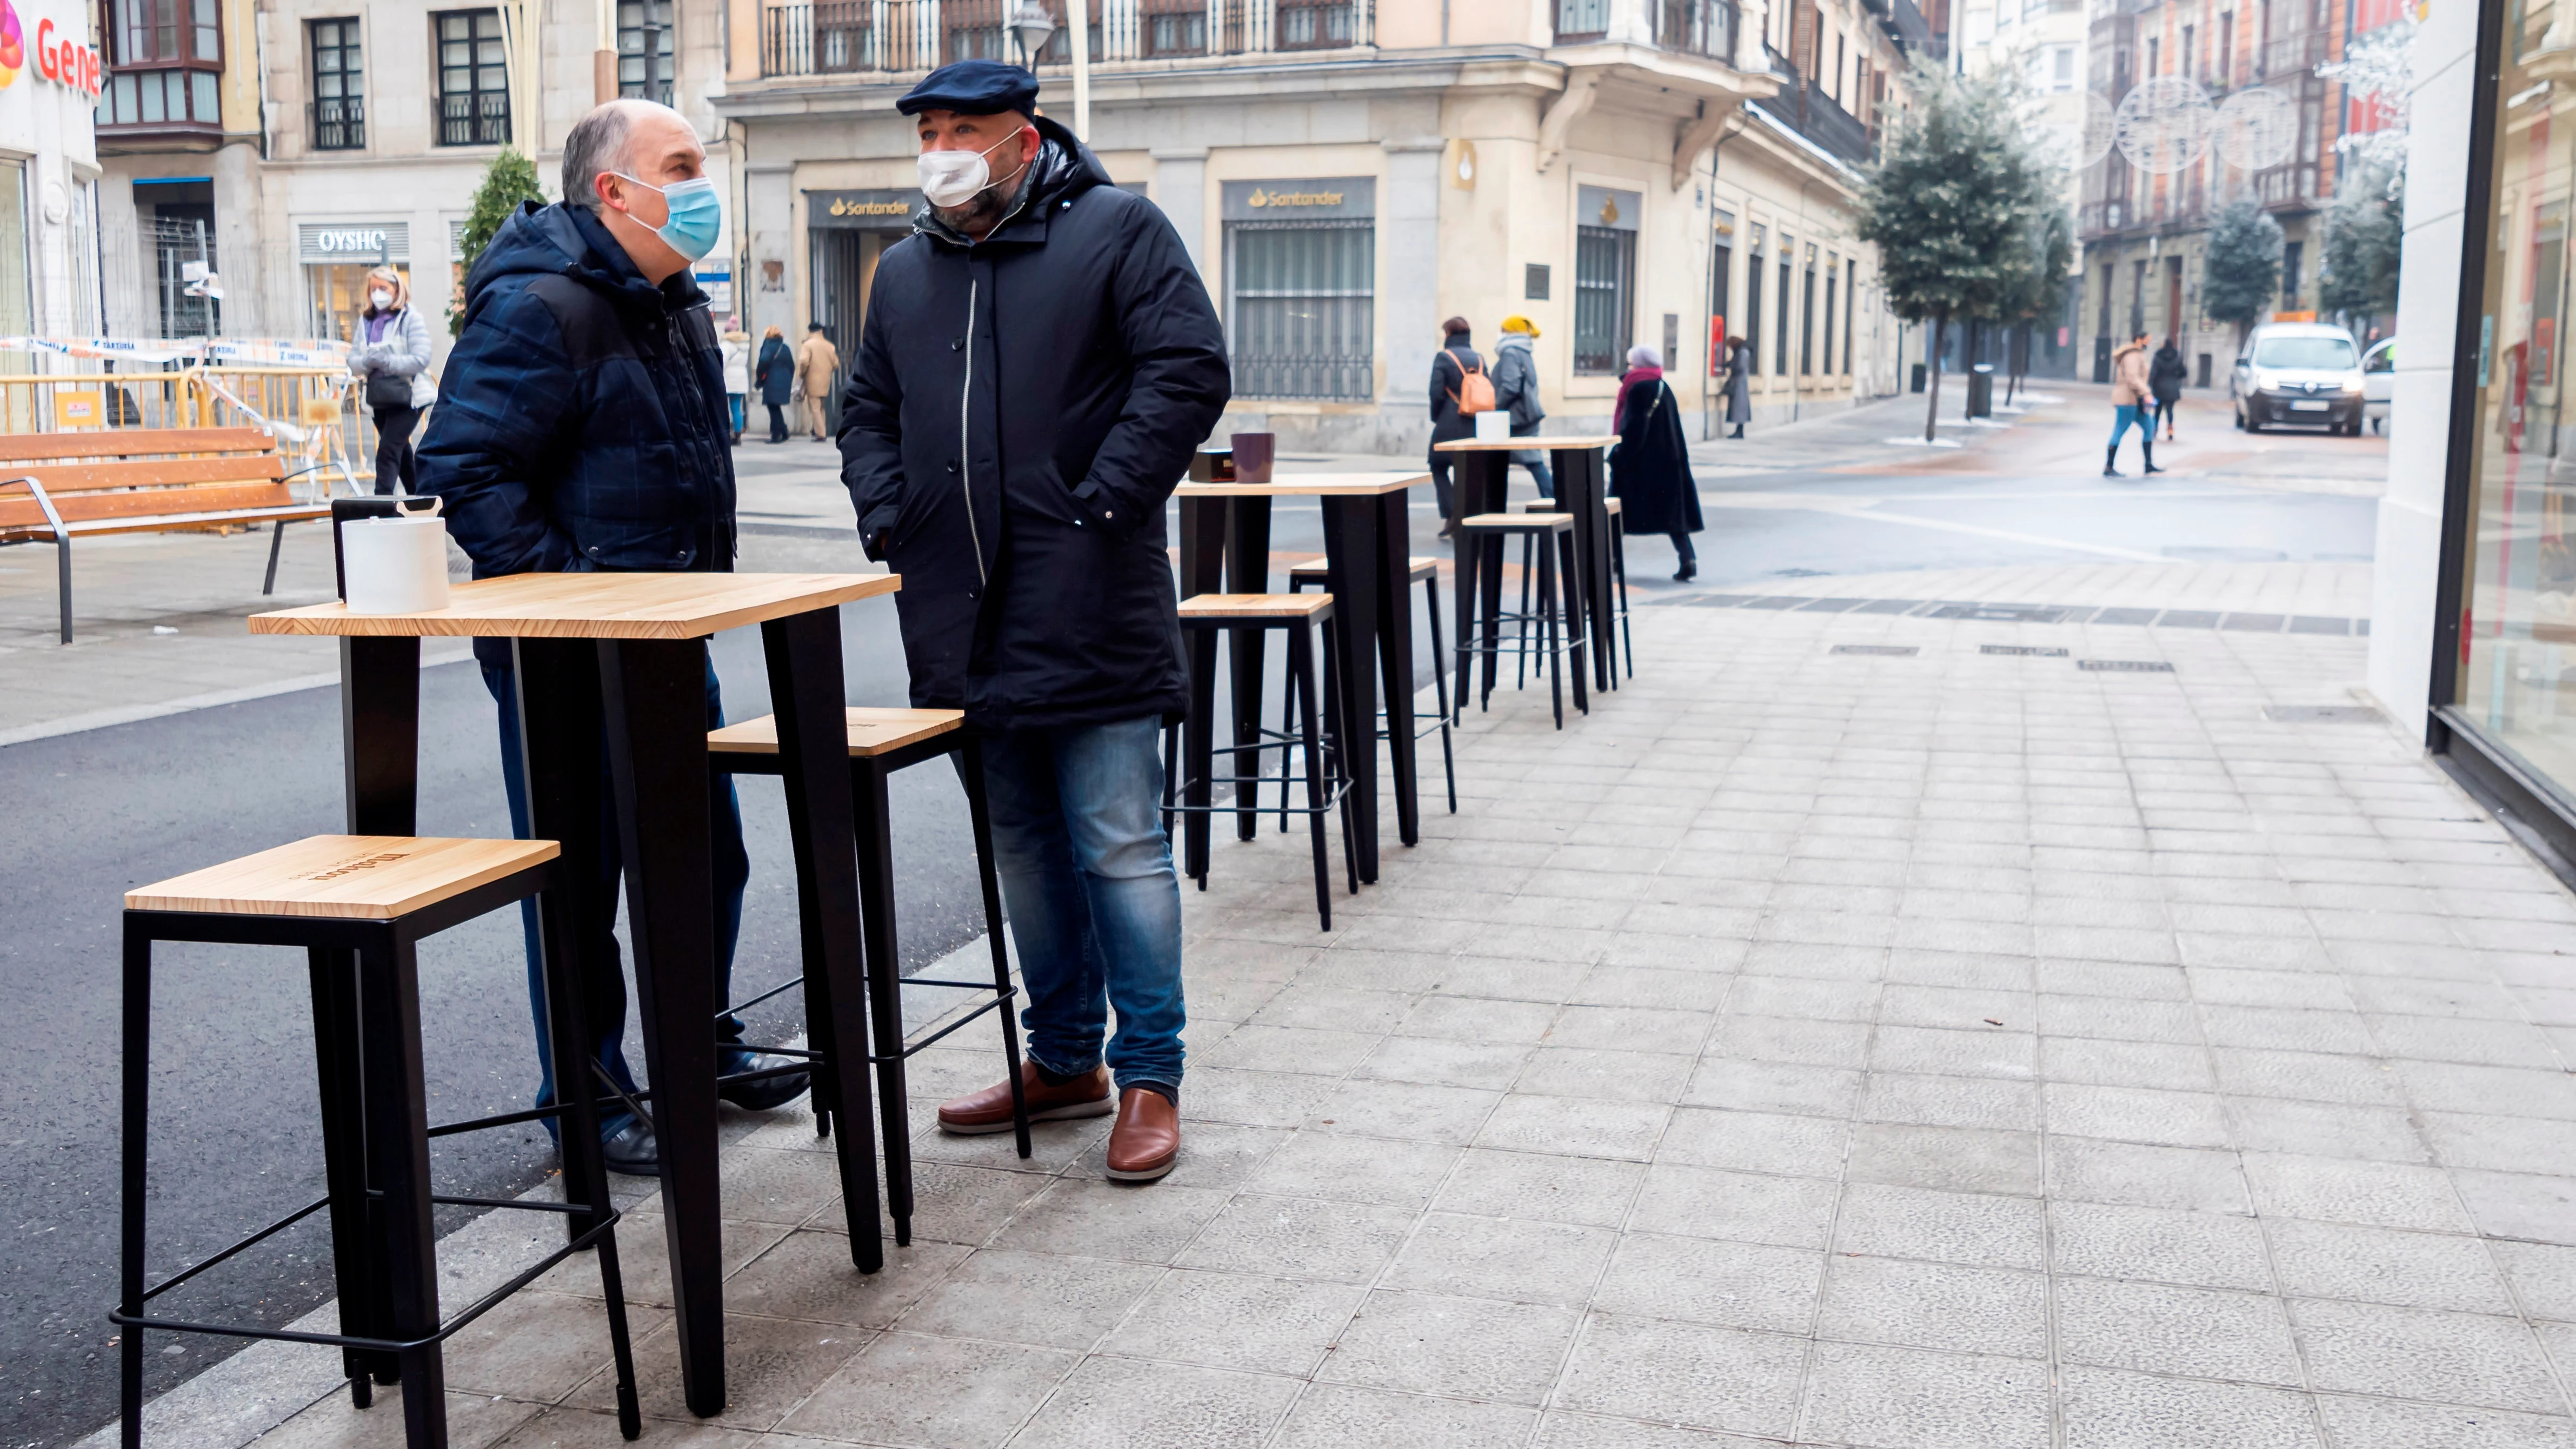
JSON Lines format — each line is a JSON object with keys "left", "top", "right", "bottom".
{"left": 612, "top": 172, "right": 722, "bottom": 263}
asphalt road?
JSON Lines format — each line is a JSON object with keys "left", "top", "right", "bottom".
{"left": 2, "top": 396, "right": 2381, "bottom": 1447}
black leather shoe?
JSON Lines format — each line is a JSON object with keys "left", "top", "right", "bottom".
{"left": 600, "top": 1119, "right": 658, "bottom": 1177}
{"left": 717, "top": 1049, "right": 811, "bottom": 1112}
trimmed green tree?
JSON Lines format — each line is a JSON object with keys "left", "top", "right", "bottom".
{"left": 2320, "top": 163, "right": 2402, "bottom": 329}
{"left": 1997, "top": 204, "right": 2074, "bottom": 406}
{"left": 450, "top": 148, "right": 549, "bottom": 337}
{"left": 2202, "top": 200, "right": 2285, "bottom": 350}
{"left": 1859, "top": 56, "right": 2052, "bottom": 442}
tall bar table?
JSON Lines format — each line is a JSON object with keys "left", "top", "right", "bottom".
{"left": 252, "top": 570, "right": 900, "bottom": 1419}
{"left": 1432, "top": 436, "right": 1619, "bottom": 695}
{"left": 1173, "top": 473, "right": 1425, "bottom": 884}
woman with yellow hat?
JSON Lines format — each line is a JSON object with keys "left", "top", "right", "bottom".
{"left": 1492, "top": 316, "right": 1552, "bottom": 500}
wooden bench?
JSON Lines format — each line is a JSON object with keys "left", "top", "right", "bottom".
{"left": 0, "top": 426, "right": 334, "bottom": 643}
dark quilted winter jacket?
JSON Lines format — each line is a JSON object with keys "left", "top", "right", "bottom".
{"left": 418, "top": 201, "right": 736, "bottom": 655}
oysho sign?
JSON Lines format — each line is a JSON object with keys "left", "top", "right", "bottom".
{"left": 297, "top": 221, "right": 409, "bottom": 264}
{"left": 0, "top": 0, "right": 101, "bottom": 97}
{"left": 314, "top": 228, "right": 388, "bottom": 255}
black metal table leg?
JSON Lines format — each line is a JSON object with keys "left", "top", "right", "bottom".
{"left": 849, "top": 754, "right": 913, "bottom": 1245}
{"left": 958, "top": 736, "right": 1033, "bottom": 1160}
{"left": 1317, "top": 494, "right": 1383, "bottom": 882}
{"left": 1554, "top": 445, "right": 1615, "bottom": 695}
{"left": 357, "top": 932, "right": 447, "bottom": 1447}
{"left": 118, "top": 925, "right": 149, "bottom": 1449}
{"left": 1224, "top": 497, "right": 1272, "bottom": 842}
{"left": 1372, "top": 488, "right": 1421, "bottom": 849}
{"left": 306, "top": 946, "right": 387, "bottom": 1398}
{"left": 341, "top": 637, "right": 421, "bottom": 836}
{"left": 759, "top": 613, "right": 887, "bottom": 1272}
{"left": 1176, "top": 496, "right": 1228, "bottom": 886}
{"left": 598, "top": 637, "right": 728, "bottom": 1418}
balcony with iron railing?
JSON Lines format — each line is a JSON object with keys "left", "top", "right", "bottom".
{"left": 1553, "top": 0, "right": 1745, "bottom": 59}
{"left": 437, "top": 92, "right": 512, "bottom": 146}
{"left": 1757, "top": 43, "right": 1873, "bottom": 163}
{"left": 311, "top": 96, "right": 365, "bottom": 151}
{"left": 758, "top": 0, "right": 1370, "bottom": 77}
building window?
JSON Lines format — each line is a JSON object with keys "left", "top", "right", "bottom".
{"left": 103, "top": 0, "right": 222, "bottom": 130}
{"left": 1276, "top": 0, "right": 1355, "bottom": 49}
{"left": 1843, "top": 258, "right": 1856, "bottom": 374}
{"left": 1745, "top": 229, "right": 1765, "bottom": 375}
{"left": 1573, "top": 225, "right": 1636, "bottom": 375}
{"left": 1141, "top": 0, "right": 1207, "bottom": 55}
{"left": 618, "top": 0, "right": 673, "bottom": 104}
{"left": 436, "top": 10, "right": 511, "bottom": 147}
{"left": 1800, "top": 249, "right": 1817, "bottom": 375}
{"left": 1557, "top": 0, "right": 1610, "bottom": 40}
{"left": 1228, "top": 221, "right": 1373, "bottom": 401}
{"left": 310, "top": 19, "right": 364, "bottom": 151}
{"left": 1775, "top": 243, "right": 1792, "bottom": 375}
{"left": 2281, "top": 240, "right": 2303, "bottom": 305}
{"left": 1822, "top": 251, "right": 1837, "bottom": 374}
{"left": 1710, "top": 230, "right": 1732, "bottom": 377}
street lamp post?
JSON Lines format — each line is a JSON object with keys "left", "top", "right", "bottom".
{"left": 1006, "top": 0, "right": 1087, "bottom": 142}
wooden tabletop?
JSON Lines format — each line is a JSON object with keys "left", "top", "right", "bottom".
{"left": 128, "top": 835, "right": 559, "bottom": 920}
{"left": 1432, "top": 435, "right": 1619, "bottom": 452}
{"left": 250, "top": 571, "right": 900, "bottom": 640}
{"left": 1174, "top": 471, "right": 1426, "bottom": 497}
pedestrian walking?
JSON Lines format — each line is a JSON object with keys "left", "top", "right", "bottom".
{"left": 2106, "top": 330, "right": 2162, "bottom": 477}
{"left": 1722, "top": 335, "right": 1752, "bottom": 438}
{"left": 1427, "top": 316, "right": 1489, "bottom": 532}
{"left": 756, "top": 324, "right": 794, "bottom": 443}
{"left": 797, "top": 321, "right": 841, "bottom": 441}
{"left": 2149, "top": 336, "right": 2187, "bottom": 442}
{"left": 1489, "top": 315, "right": 1554, "bottom": 500}
{"left": 1609, "top": 343, "right": 1705, "bottom": 581}
{"left": 840, "top": 59, "right": 1229, "bottom": 1184}
{"left": 720, "top": 318, "right": 750, "bottom": 443}
{"left": 417, "top": 98, "right": 807, "bottom": 1177}
{"left": 347, "top": 264, "right": 433, "bottom": 496}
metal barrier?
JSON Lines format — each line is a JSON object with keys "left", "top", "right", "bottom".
{"left": 0, "top": 367, "right": 380, "bottom": 497}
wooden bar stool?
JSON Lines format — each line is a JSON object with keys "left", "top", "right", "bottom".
{"left": 118, "top": 836, "right": 642, "bottom": 1448}
{"left": 1286, "top": 554, "right": 1456, "bottom": 814}
{"left": 1166, "top": 592, "right": 1356, "bottom": 928}
{"left": 1455, "top": 511, "right": 1589, "bottom": 728}
{"left": 708, "top": 708, "right": 1030, "bottom": 1248}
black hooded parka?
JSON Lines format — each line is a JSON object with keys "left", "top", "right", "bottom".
{"left": 838, "top": 117, "right": 1230, "bottom": 733}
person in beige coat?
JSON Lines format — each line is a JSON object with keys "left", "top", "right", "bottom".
{"left": 795, "top": 322, "right": 841, "bottom": 441}
{"left": 2105, "top": 331, "right": 2162, "bottom": 477}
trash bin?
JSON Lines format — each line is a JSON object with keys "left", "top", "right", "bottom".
{"left": 1966, "top": 364, "right": 1993, "bottom": 418}
{"left": 1911, "top": 362, "right": 1926, "bottom": 394}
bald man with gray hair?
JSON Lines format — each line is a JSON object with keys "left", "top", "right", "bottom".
{"left": 418, "top": 99, "right": 804, "bottom": 1180}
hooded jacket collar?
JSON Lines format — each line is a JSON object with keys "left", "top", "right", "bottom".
{"left": 1497, "top": 334, "right": 1534, "bottom": 354}
{"left": 914, "top": 115, "right": 1110, "bottom": 251}
{"left": 464, "top": 200, "right": 709, "bottom": 320}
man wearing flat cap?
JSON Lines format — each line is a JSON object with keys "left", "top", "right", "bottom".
{"left": 838, "top": 58, "right": 1229, "bottom": 1182}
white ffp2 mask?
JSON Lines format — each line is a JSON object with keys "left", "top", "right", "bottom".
{"left": 917, "top": 131, "right": 1023, "bottom": 209}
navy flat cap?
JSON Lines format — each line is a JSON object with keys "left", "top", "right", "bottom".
{"left": 896, "top": 59, "right": 1040, "bottom": 117}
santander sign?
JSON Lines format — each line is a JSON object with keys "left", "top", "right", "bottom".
{"left": 0, "top": 1, "right": 104, "bottom": 99}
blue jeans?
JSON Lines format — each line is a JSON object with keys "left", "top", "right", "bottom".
{"left": 979, "top": 717, "right": 1186, "bottom": 1093}
{"left": 2108, "top": 404, "right": 2148, "bottom": 447}
{"left": 727, "top": 394, "right": 745, "bottom": 435}
{"left": 483, "top": 656, "right": 751, "bottom": 1140}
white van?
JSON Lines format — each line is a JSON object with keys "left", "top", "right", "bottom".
{"left": 2230, "top": 322, "right": 2366, "bottom": 435}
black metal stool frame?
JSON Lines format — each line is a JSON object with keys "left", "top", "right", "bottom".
{"left": 1286, "top": 560, "right": 1456, "bottom": 815}
{"left": 1166, "top": 603, "right": 1358, "bottom": 928}
{"left": 117, "top": 860, "right": 642, "bottom": 1448}
{"left": 713, "top": 729, "right": 1030, "bottom": 1248}
{"left": 1455, "top": 515, "right": 1590, "bottom": 728}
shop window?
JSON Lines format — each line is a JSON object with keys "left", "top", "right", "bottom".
{"left": 310, "top": 19, "right": 364, "bottom": 151}
{"left": 435, "top": 10, "right": 511, "bottom": 147}
{"left": 1573, "top": 225, "right": 1635, "bottom": 375}
{"left": 1228, "top": 221, "right": 1373, "bottom": 401}
{"left": 619, "top": 0, "right": 673, "bottom": 105}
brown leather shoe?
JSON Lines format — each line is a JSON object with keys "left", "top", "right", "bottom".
{"left": 1104, "top": 1087, "right": 1180, "bottom": 1182}
{"left": 937, "top": 1061, "right": 1111, "bottom": 1136}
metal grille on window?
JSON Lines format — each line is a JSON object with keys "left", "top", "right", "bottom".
{"left": 436, "top": 10, "right": 511, "bottom": 146}
{"left": 1229, "top": 220, "right": 1373, "bottom": 402}
{"left": 1573, "top": 224, "right": 1634, "bottom": 375}
{"left": 619, "top": 0, "right": 673, "bottom": 104}
{"left": 311, "top": 19, "right": 364, "bottom": 150}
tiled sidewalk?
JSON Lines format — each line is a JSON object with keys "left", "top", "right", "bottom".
{"left": 195, "top": 591, "right": 2576, "bottom": 1447}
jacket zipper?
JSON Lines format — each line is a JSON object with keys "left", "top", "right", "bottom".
{"left": 960, "top": 275, "right": 988, "bottom": 587}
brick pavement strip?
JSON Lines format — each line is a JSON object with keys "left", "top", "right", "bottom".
{"left": 85, "top": 587, "right": 2576, "bottom": 1449}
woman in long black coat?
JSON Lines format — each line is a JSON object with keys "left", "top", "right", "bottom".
{"left": 755, "top": 325, "right": 796, "bottom": 443}
{"left": 1609, "top": 344, "right": 1706, "bottom": 581}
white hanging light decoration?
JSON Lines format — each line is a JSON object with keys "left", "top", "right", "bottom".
{"left": 2073, "top": 89, "right": 2118, "bottom": 169}
{"left": 2213, "top": 86, "right": 2299, "bottom": 171}
{"left": 2112, "top": 76, "right": 2217, "bottom": 175}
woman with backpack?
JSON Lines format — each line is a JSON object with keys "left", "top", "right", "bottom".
{"left": 1428, "top": 316, "right": 1488, "bottom": 535}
